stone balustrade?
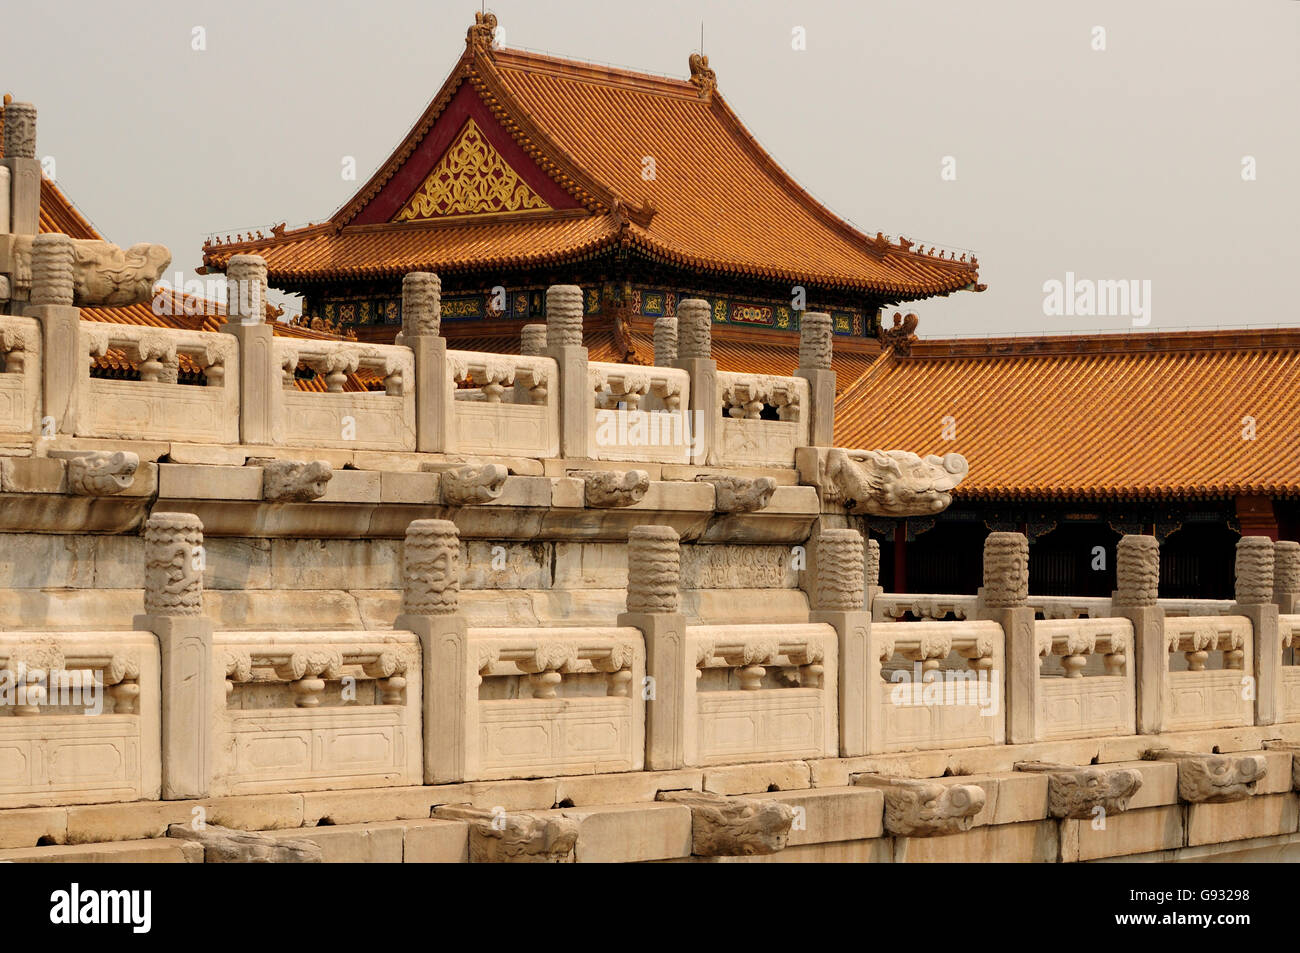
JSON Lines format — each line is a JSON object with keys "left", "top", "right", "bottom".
{"left": 3, "top": 516, "right": 1300, "bottom": 822}
{"left": 274, "top": 339, "right": 415, "bottom": 450}
{"left": 0, "top": 314, "right": 39, "bottom": 437}
{"left": 0, "top": 630, "right": 160, "bottom": 809}
{"left": 686, "top": 623, "right": 839, "bottom": 766}
{"left": 453, "top": 626, "right": 645, "bottom": 781}
{"left": 715, "top": 370, "right": 810, "bottom": 467}
{"left": 209, "top": 629, "right": 422, "bottom": 796}
{"left": 79, "top": 323, "right": 239, "bottom": 444}
{"left": 446, "top": 349, "right": 559, "bottom": 457}
{"left": 8, "top": 259, "right": 846, "bottom": 466}
{"left": 1032, "top": 616, "right": 1135, "bottom": 741}
{"left": 587, "top": 361, "right": 691, "bottom": 464}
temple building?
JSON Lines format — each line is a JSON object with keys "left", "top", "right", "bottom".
{"left": 836, "top": 329, "right": 1300, "bottom": 599}
{"left": 200, "top": 12, "right": 982, "bottom": 382}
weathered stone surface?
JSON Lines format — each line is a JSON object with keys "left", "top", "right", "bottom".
{"left": 625, "top": 524, "right": 679, "bottom": 614}
{"left": 853, "top": 775, "right": 986, "bottom": 837}
{"left": 0, "top": 838, "right": 204, "bottom": 864}
{"left": 1016, "top": 761, "right": 1143, "bottom": 819}
{"left": 265, "top": 822, "right": 405, "bottom": 863}
{"left": 574, "top": 468, "right": 650, "bottom": 507}
{"left": 563, "top": 803, "right": 693, "bottom": 863}
{"left": 696, "top": 474, "right": 776, "bottom": 513}
{"left": 825, "top": 447, "right": 967, "bottom": 516}
{"left": 657, "top": 791, "right": 794, "bottom": 856}
{"left": 439, "top": 463, "right": 508, "bottom": 504}
{"left": 166, "top": 823, "right": 321, "bottom": 863}
{"left": 254, "top": 458, "right": 332, "bottom": 502}
{"left": 1151, "top": 750, "right": 1268, "bottom": 803}
{"left": 435, "top": 805, "right": 579, "bottom": 863}
{"left": 60, "top": 450, "right": 138, "bottom": 495}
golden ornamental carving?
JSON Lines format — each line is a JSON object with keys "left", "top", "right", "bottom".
{"left": 394, "top": 118, "right": 550, "bottom": 221}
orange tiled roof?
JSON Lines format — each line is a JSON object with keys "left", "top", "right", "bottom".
{"left": 834, "top": 329, "right": 1300, "bottom": 501}
{"left": 202, "top": 33, "right": 980, "bottom": 298}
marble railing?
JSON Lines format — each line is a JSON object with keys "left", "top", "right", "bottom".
{"left": 0, "top": 630, "right": 159, "bottom": 809}
{"left": 687, "top": 623, "right": 838, "bottom": 766}
{"left": 1034, "top": 617, "right": 1135, "bottom": 741}
{"left": 439, "top": 626, "right": 645, "bottom": 782}
{"left": 871, "top": 620, "right": 1005, "bottom": 753}
{"left": 447, "top": 349, "right": 558, "bottom": 458}
{"left": 80, "top": 322, "right": 238, "bottom": 444}
{"left": 1280, "top": 615, "right": 1300, "bottom": 723}
{"left": 874, "top": 593, "right": 1238, "bottom": 622}
{"left": 716, "top": 371, "right": 809, "bottom": 467}
{"left": 0, "top": 315, "right": 39, "bottom": 437}
{"left": 1162, "top": 615, "right": 1254, "bottom": 732}
{"left": 276, "top": 340, "right": 415, "bottom": 451}
{"left": 588, "top": 361, "right": 691, "bottom": 464}
{"left": 210, "top": 629, "right": 421, "bottom": 796}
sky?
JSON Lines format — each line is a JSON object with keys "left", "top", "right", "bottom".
{"left": 6, "top": 0, "right": 1297, "bottom": 338}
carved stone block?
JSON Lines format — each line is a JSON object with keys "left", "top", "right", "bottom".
{"left": 853, "top": 775, "right": 986, "bottom": 837}
{"left": 166, "top": 824, "right": 322, "bottom": 863}
{"left": 143, "top": 512, "right": 204, "bottom": 617}
{"left": 1150, "top": 751, "right": 1268, "bottom": 803}
{"left": 574, "top": 469, "right": 650, "bottom": 507}
{"left": 627, "top": 524, "right": 680, "bottom": 614}
{"left": 402, "top": 518, "right": 460, "bottom": 615}
{"left": 544, "top": 284, "right": 584, "bottom": 348}
{"left": 656, "top": 791, "right": 794, "bottom": 856}
{"left": 440, "top": 463, "right": 508, "bottom": 504}
{"left": 59, "top": 450, "right": 139, "bottom": 495}
{"left": 1115, "top": 534, "right": 1159, "bottom": 608}
{"left": 1015, "top": 761, "right": 1143, "bottom": 819}
{"left": 696, "top": 474, "right": 776, "bottom": 513}
{"left": 253, "top": 458, "right": 333, "bottom": 502}
{"left": 1235, "top": 536, "right": 1274, "bottom": 605}
{"left": 825, "top": 447, "right": 967, "bottom": 516}
{"left": 401, "top": 271, "right": 442, "bottom": 337}
{"left": 676, "top": 298, "right": 711, "bottom": 360}
{"left": 437, "top": 806, "right": 578, "bottom": 863}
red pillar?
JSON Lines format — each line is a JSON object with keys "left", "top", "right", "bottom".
{"left": 1236, "top": 495, "right": 1279, "bottom": 541}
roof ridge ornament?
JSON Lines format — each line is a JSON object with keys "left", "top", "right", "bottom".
{"left": 878, "top": 312, "right": 919, "bottom": 355}
{"left": 688, "top": 52, "right": 717, "bottom": 97}
{"left": 467, "top": 11, "right": 500, "bottom": 53}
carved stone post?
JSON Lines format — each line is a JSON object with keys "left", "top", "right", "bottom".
{"left": 544, "top": 284, "right": 588, "bottom": 458}
{"left": 1111, "top": 534, "right": 1165, "bottom": 734}
{"left": 653, "top": 315, "right": 677, "bottom": 367}
{"left": 1235, "top": 536, "right": 1278, "bottom": 726}
{"left": 864, "top": 537, "right": 882, "bottom": 612}
{"left": 977, "top": 532, "right": 1036, "bottom": 743}
{"left": 393, "top": 519, "right": 471, "bottom": 782}
{"left": 795, "top": 311, "right": 835, "bottom": 447}
{"left": 1276, "top": 540, "right": 1300, "bottom": 614}
{"left": 400, "top": 272, "right": 455, "bottom": 453}
{"left": 23, "top": 233, "right": 82, "bottom": 437}
{"left": 133, "top": 512, "right": 213, "bottom": 799}
{"left": 220, "top": 254, "right": 278, "bottom": 445}
{"left": 515, "top": 323, "right": 547, "bottom": 403}
{"left": 811, "top": 528, "right": 867, "bottom": 756}
{"left": 1, "top": 101, "right": 40, "bottom": 235}
{"left": 672, "top": 298, "right": 717, "bottom": 465}
{"left": 618, "top": 525, "right": 690, "bottom": 769}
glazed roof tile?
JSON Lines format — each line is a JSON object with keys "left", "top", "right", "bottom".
{"left": 203, "top": 40, "right": 979, "bottom": 297}
{"left": 834, "top": 330, "right": 1300, "bottom": 501}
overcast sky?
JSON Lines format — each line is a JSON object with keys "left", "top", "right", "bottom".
{"left": 8, "top": 0, "right": 1297, "bottom": 337}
